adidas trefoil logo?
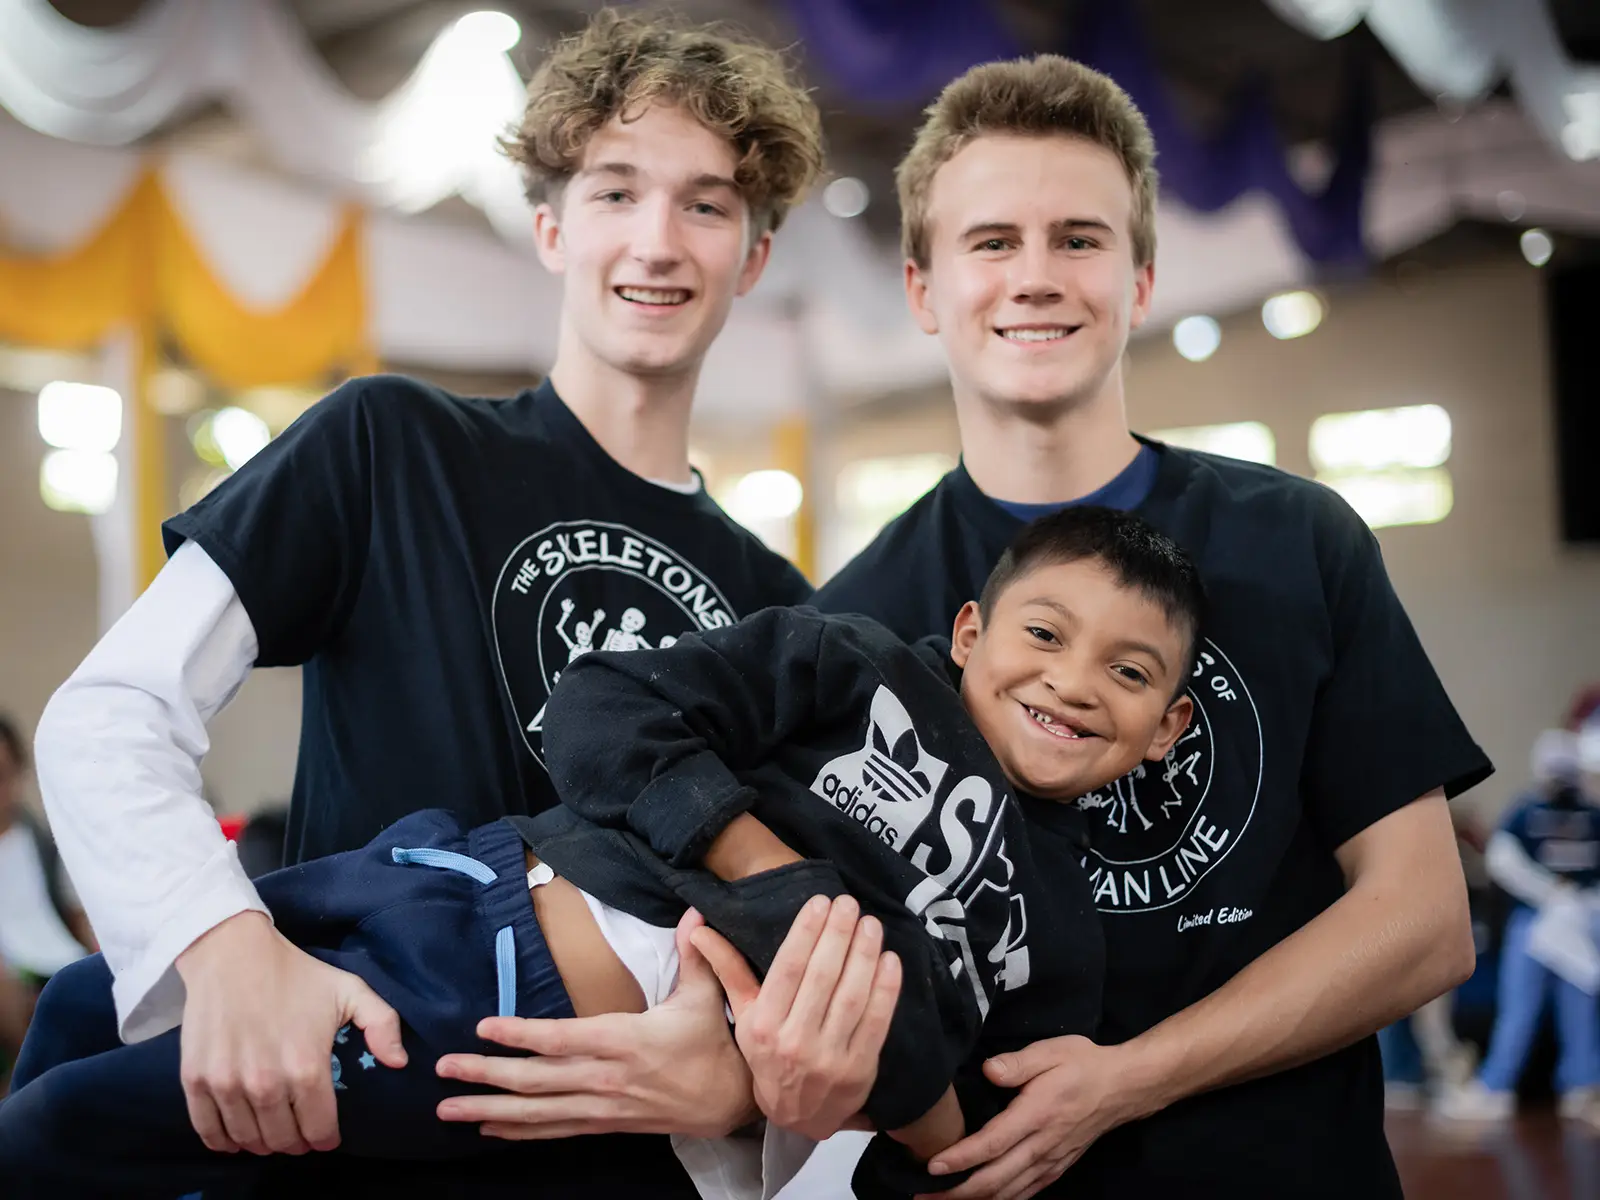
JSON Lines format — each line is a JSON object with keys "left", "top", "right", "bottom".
{"left": 811, "top": 686, "right": 946, "bottom": 850}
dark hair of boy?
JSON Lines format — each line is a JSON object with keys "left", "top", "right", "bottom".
{"left": 978, "top": 506, "right": 1206, "bottom": 690}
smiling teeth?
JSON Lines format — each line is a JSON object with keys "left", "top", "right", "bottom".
{"left": 1001, "top": 328, "right": 1070, "bottom": 342}
{"left": 1028, "top": 707, "right": 1086, "bottom": 737}
{"left": 619, "top": 287, "right": 690, "bottom": 305}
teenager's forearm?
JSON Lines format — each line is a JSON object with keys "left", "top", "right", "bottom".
{"left": 702, "top": 812, "right": 804, "bottom": 880}
{"left": 1115, "top": 841, "right": 1473, "bottom": 1115}
{"left": 35, "top": 542, "right": 268, "bottom": 1043}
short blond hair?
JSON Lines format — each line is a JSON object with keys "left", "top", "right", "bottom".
{"left": 502, "top": 9, "right": 823, "bottom": 234}
{"left": 897, "top": 55, "right": 1158, "bottom": 268}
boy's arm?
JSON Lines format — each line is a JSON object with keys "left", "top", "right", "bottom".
{"left": 542, "top": 607, "right": 835, "bottom": 867}
{"left": 703, "top": 812, "right": 806, "bottom": 880}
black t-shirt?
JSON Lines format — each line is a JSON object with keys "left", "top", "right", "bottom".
{"left": 162, "top": 374, "right": 811, "bottom": 1198}
{"left": 518, "top": 606, "right": 1100, "bottom": 1195}
{"left": 813, "top": 443, "right": 1493, "bottom": 1197}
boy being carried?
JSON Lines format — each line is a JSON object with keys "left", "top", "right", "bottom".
{"left": 1, "top": 507, "right": 1200, "bottom": 1199}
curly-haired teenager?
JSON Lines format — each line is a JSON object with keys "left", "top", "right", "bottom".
{"left": 22, "top": 11, "right": 895, "bottom": 1198}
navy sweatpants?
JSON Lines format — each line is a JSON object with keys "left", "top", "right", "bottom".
{"left": 0, "top": 810, "right": 575, "bottom": 1198}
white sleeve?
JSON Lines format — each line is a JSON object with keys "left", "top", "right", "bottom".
{"left": 1484, "top": 829, "right": 1566, "bottom": 909}
{"left": 33, "top": 540, "right": 272, "bottom": 1043}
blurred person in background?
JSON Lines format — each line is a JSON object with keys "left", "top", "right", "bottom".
{"left": 0, "top": 714, "right": 92, "bottom": 978}
{"left": 813, "top": 52, "right": 1489, "bottom": 1199}
{"left": 21, "top": 12, "right": 895, "bottom": 1200}
{"left": 1436, "top": 726, "right": 1600, "bottom": 1126}
{"left": 0, "top": 714, "right": 93, "bottom": 1088}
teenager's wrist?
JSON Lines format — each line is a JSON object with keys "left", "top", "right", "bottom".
{"left": 175, "top": 909, "right": 275, "bottom": 981}
{"left": 1105, "top": 1029, "right": 1187, "bottom": 1122}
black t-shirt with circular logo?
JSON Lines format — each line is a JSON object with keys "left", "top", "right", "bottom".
{"left": 162, "top": 373, "right": 811, "bottom": 1198}
{"left": 813, "top": 441, "right": 1493, "bottom": 1197}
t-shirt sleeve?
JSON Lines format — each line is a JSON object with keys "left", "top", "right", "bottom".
{"left": 162, "top": 379, "right": 376, "bottom": 668}
{"left": 1299, "top": 489, "right": 1493, "bottom": 849}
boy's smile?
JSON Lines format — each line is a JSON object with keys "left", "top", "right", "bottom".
{"left": 951, "top": 557, "right": 1193, "bottom": 803}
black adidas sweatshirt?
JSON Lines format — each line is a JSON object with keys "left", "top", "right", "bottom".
{"left": 513, "top": 607, "right": 1103, "bottom": 1169}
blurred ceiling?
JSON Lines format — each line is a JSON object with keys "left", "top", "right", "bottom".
{"left": 43, "top": 0, "right": 1600, "bottom": 249}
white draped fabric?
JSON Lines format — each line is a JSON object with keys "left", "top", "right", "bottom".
{"left": 4, "top": 97, "right": 1600, "bottom": 415}
{"left": 1266, "top": 0, "right": 1600, "bottom": 161}
{"left": 0, "top": 0, "right": 534, "bottom": 239}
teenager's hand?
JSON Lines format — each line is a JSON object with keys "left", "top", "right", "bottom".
{"left": 916, "top": 1035, "right": 1133, "bottom": 1200}
{"left": 174, "top": 911, "right": 407, "bottom": 1155}
{"left": 435, "top": 908, "right": 757, "bottom": 1139}
{"left": 692, "top": 894, "right": 901, "bottom": 1141}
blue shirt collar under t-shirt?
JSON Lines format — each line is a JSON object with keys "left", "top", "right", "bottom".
{"left": 987, "top": 443, "right": 1160, "bottom": 522}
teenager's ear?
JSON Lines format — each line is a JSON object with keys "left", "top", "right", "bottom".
{"left": 905, "top": 259, "right": 939, "bottom": 335}
{"left": 949, "top": 601, "right": 982, "bottom": 668}
{"left": 1144, "top": 693, "right": 1193, "bottom": 762}
{"left": 532, "top": 203, "right": 565, "bottom": 274}
{"left": 1128, "top": 258, "right": 1155, "bottom": 331}
{"left": 735, "top": 229, "right": 774, "bottom": 297}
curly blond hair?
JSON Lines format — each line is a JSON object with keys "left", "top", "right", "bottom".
{"left": 897, "top": 55, "right": 1158, "bottom": 268}
{"left": 502, "top": 10, "right": 823, "bottom": 234}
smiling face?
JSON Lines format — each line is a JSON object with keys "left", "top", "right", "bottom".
{"left": 905, "top": 133, "right": 1153, "bottom": 417}
{"left": 533, "top": 103, "right": 771, "bottom": 383}
{"left": 950, "top": 556, "right": 1192, "bottom": 802}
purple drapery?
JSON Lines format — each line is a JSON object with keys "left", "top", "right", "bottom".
{"left": 784, "top": 0, "right": 1372, "bottom": 265}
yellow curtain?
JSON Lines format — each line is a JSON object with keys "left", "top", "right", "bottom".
{"left": 0, "top": 166, "right": 374, "bottom": 586}
{"left": 0, "top": 167, "right": 371, "bottom": 383}
{"left": 0, "top": 172, "right": 157, "bottom": 349}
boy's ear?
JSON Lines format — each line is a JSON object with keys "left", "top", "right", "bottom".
{"left": 1144, "top": 693, "right": 1194, "bottom": 763}
{"left": 949, "top": 601, "right": 982, "bottom": 668}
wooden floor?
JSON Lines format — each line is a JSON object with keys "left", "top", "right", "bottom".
{"left": 1389, "top": 1109, "right": 1600, "bottom": 1199}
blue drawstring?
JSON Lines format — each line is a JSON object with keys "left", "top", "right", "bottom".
{"left": 495, "top": 926, "right": 517, "bottom": 1018}
{"left": 391, "top": 846, "right": 497, "bottom": 885}
{"left": 392, "top": 844, "right": 518, "bottom": 1017}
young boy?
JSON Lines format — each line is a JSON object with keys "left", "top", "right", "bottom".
{"left": 1, "top": 507, "right": 1200, "bottom": 1198}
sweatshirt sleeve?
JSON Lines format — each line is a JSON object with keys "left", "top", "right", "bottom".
{"left": 541, "top": 606, "right": 830, "bottom": 867}
{"left": 33, "top": 541, "right": 269, "bottom": 1042}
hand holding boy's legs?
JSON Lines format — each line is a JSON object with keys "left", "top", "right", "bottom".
{"left": 692, "top": 895, "right": 902, "bottom": 1140}
{"left": 175, "top": 910, "right": 407, "bottom": 1155}
{"left": 436, "top": 906, "right": 757, "bottom": 1139}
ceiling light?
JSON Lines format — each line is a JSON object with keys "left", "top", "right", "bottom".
{"left": 40, "top": 450, "right": 118, "bottom": 515}
{"left": 37, "top": 381, "right": 122, "bottom": 453}
{"left": 1317, "top": 468, "right": 1453, "bottom": 529}
{"left": 210, "top": 407, "right": 272, "bottom": 471}
{"left": 451, "top": 11, "right": 521, "bottom": 53}
{"left": 1309, "top": 404, "right": 1452, "bottom": 473}
{"left": 727, "top": 470, "right": 803, "bottom": 522}
{"left": 1172, "top": 315, "right": 1221, "bottom": 362}
{"left": 823, "top": 177, "right": 870, "bottom": 219}
{"left": 1261, "top": 291, "right": 1324, "bottom": 340}
{"left": 1520, "top": 228, "right": 1553, "bottom": 267}
{"left": 1150, "top": 422, "right": 1276, "bottom": 465}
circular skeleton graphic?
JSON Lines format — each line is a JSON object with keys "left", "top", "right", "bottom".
{"left": 492, "top": 522, "right": 735, "bottom": 763}
{"left": 1074, "top": 638, "right": 1263, "bottom": 914}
